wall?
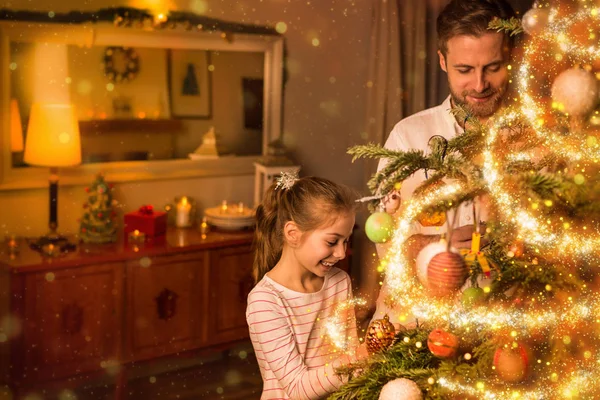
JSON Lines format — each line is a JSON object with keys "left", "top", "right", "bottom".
{"left": 0, "top": 0, "right": 372, "bottom": 247}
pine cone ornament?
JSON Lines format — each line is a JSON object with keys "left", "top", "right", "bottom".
{"left": 366, "top": 314, "right": 396, "bottom": 354}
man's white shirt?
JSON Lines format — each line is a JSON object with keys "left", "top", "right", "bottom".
{"left": 373, "top": 95, "right": 488, "bottom": 324}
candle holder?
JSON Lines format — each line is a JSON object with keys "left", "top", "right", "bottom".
{"left": 127, "top": 229, "right": 146, "bottom": 243}
{"left": 5, "top": 235, "right": 19, "bottom": 255}
{"left": 174, "top": 196, "right": 196, "bottom": 228}
{"left": 42, "top": 243, "right": 62, "bottom": 257}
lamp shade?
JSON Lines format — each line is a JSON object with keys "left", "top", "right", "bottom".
{"left": 10, "top": 99, "right": 24, "bottom": 152}
{"left": 24, "top": 103, "right": 81, "bottom": 167}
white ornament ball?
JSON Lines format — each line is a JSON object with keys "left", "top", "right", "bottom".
{"left": 551, "top": 68, "right": 599, "bottom": 117}
{"left": 415, "top": 241, "right": 448, "bottom": 286}
{"left": 521, "top": 8, "right": 549, "bottom": 36}
{"left": 379, "top": 378, "right": 423, "bottom": 400}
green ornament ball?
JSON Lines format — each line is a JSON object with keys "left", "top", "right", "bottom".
{"left": 365, "top": 212, "right": 395, "bottom": 243}
{"left": 461, "top": 287, "right": 485, "bottom": 308}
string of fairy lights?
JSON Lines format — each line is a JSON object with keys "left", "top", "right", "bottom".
{"left": 324, "top": 2, "right": 600, "bottom": 398}
{"left": 518, "top": 7, "right": 600, "bottom": 160}
{"left": 325, "top": 298, "right": 367, "bottom": 351}
{"left": 437, "top": 362, "right": 600, "bottom": 400}
{"left": 483, "top": 110, "right": 600, "bottom": 258}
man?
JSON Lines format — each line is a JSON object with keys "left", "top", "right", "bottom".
{"left": 373, "top": 0, "right": 516, "bottom": 324}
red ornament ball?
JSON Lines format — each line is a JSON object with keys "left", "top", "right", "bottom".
{"left": 493, "top": 343, "right": 530, "bottom": 383}
{"left": 427, "top": 251, "right": 468, "bottom": 296}
{"left": 427, "top": 328, "right": 459, "bottom": 358}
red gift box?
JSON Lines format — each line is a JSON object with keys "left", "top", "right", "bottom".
{"left": 124, "top": 205, "right": 167, "bottom": 237}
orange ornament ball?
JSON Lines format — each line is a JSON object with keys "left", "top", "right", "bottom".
{"left": 417, "top": 211, "right": 446, "bottom": 227}
{"left": 493, "top": 343, "right": 530, "bottom": 383}
{"left": 427, "top": 252, "right": 468, "bottom": 297}
{"left": 427, "top": 328, "right": 459, "bottom": 358}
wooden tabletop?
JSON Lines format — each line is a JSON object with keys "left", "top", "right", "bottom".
{"left": 0, "top": 227, "right": 255, "bottom": 273}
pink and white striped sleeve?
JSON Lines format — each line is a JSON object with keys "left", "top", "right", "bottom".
{"left": 247, "top": 289, "right": 350, "bottom": 400}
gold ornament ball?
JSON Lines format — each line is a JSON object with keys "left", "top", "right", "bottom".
{"left": 366, "top": 314, "right": 396, "bottom": 354}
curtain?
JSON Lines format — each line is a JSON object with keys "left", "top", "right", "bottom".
{"left": 355, "top": 0, "right": 447, "bottom": 317}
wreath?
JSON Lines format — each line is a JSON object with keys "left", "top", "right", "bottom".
{"left": 103, "top": 46, "right": 140, "bottom": 83}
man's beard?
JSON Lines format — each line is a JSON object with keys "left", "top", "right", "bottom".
{"left": 449, "top": 84, "right": 506, "bottom": 119}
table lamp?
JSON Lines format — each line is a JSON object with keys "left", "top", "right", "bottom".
{"left": 10, "top": 99, "right": 24, "bottom": 152}
{"left": 24, "top": 103, "right": 81, "bottom": 252}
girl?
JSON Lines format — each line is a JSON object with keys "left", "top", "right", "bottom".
{"left": 246, "top": 174, "right": 366, "bottom": 400}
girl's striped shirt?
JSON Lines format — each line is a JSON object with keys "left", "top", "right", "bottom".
{"left": 246, "top": 268, "right": 358, "bottom": 400}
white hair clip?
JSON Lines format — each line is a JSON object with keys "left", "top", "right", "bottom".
{"left": 275, "top": 171, "right": 299, "bottom": 191}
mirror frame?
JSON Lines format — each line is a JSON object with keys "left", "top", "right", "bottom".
{"left": 0, "top": 19, "right": 284, "bottom": 190}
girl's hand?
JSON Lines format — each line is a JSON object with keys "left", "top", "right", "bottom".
{"left": 354, "top": 343, "right": 369, "bottom": 361}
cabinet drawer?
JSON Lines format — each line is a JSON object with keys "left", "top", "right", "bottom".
{"left": 125, "top": 251, "right": 208, "bottom": 361}
{"left": 20, "top": 263, "right": 123, "bottom": 382}
{"left": 208, "top": 245, "right": 254, "bottom": 345}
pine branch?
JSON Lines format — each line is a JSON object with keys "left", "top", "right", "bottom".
{"left": 348, "top": 144, "right": 411, "bottom": 163}
{"left": 331, "top": 326, "right": 436, "bottom": 400}
{"left": 367, "top": 152, "right": 429, "bottom": 193}
{"left": 519, "top": 172, "right": 564, "bottom": 199}
{"left": 488, "top": 16, "right": 524, "bottom": 36}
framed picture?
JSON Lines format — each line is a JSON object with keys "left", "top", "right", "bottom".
{"left": 168, "top": 49, "right": 212, "bottom": 119}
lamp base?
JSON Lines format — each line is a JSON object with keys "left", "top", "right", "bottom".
{"left": 29, "top": 234, "right": 77, "bottom": 255}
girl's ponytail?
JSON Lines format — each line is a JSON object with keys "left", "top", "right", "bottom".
{"left": 253, "top": 184, "right": 284, "bottom": 283}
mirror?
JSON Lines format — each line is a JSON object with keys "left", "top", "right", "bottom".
{"left": 0, "top": 11, "right": 283, "bottom": 189}
{"left": 10, "top": 43, "right": 265, "bottom": 164}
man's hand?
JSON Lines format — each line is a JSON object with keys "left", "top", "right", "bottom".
{"left": 405, "top": 223, "right": 488, "bottom": 261}
{"left": 450, "top": 223, "right": 488, "bottom": 250}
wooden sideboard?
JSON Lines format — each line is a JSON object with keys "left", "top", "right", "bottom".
{"left": 0, "top": 228, "right": 256, "bottom": 396}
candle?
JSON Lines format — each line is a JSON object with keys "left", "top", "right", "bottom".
{"left": 220, "top": 200, "right": 228, "bottom": 214}
{"left": 176, "top": 196, "right": 192, "bottom": 228}
{"left": 238, "top": 202, "right": 244, "bottom": 213}
{"left": 200, "top": 216, "right": 209, "bottom": 238}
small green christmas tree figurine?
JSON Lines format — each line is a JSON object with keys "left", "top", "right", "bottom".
{"left": 80, "top": 173, "right": 118, "bottom": 243}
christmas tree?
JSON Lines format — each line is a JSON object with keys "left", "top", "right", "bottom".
{"left": 331, "top": 2, "right": 600, "bottom": 399}
{"left": 80, "top": 173, "right": 118, "bottom": 244}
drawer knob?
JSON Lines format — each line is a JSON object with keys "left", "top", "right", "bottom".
{"left": 155, "top": 288, "right": 179, "bottom": 320}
